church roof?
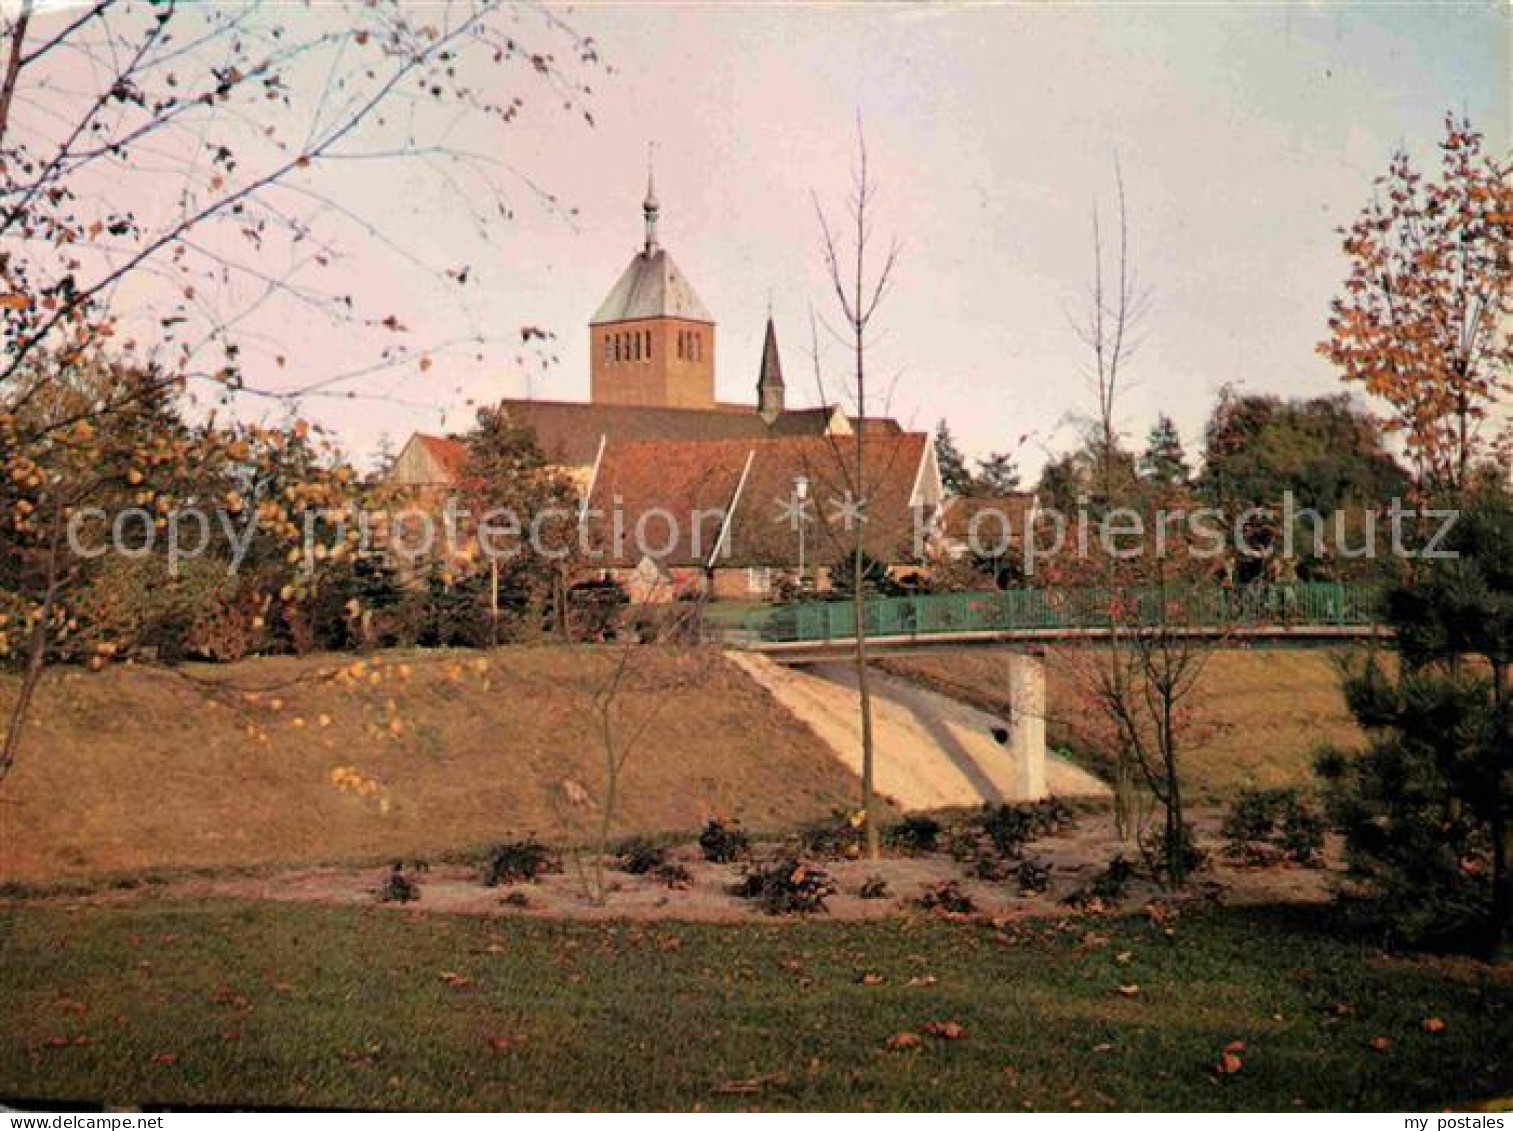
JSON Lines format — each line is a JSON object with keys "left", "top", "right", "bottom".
{"left": 590, "top": 248, "right": 714, "bottom": 326}
{"left": 583, "top": 432, "right": 935, "bottom": 568}
{"left": 497, "top": 397, "right": 901, "bottom": 468}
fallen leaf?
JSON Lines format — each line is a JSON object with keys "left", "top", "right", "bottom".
{"left": 151, "top": 1052, "right": 178, "bottom": 1067}
{"left": 885, "top": 1032, "right": 923, "bottom": 1051}
{"left": 1116, "top": 984, "right": 1141, "bottom": 998}
{"left": 1368, "top": 1035, "right": 1393, "bottom": 1052}
{"left": 712, "top": 1072, "right": 790, "bottom": 1096}
{"left": 906, "top": 974, "right": 937, "bottom": 987}
{"left": 1422, "top": 1017, "right": 1446, "bottom": 1034}
{"left": 858, "top": 972, "right": 885, "bottom": 986}
{"left": 923, "top": 1020, "right": 965, "bottom": 1040}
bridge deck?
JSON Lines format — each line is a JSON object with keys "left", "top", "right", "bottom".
{"left": 710, "top": 582, "right": 1385, "bottom": 659}
{"left": 736, "top": 622, "right": 1386, "bottom": 662}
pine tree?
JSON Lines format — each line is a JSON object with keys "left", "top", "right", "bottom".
{"left": 974, "top": 451, "right": 1021, "bottom": 494}
{"left": 371, "top": 432, "right": 399, "bottom": 477}
{"left": 1139, "top": 414, "right": 1190, "bottom": 486}
{"left": 934, "top": 420, "right": 973, "bottom": 496}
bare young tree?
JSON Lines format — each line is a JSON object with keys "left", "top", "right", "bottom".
{"left": 1071, "top": 158, "right": 1149, "bottom": 485}
{"left": 811, "top": 120, "right": 899, "bottom": 861}
{"left": 556, "top": 579, "right": 714, "bottom": 905}
{"left": 1055, "top": 546, "right": 1219, "bottom": 888}
{"left": 1067, "top": 157, "right": 1152, "bottom": 840}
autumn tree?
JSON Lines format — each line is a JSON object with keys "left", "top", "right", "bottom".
{"left": 460, "top": 406, "right": 581, "bottom": 642}
{"left": 1199, "top": 386, "right": 1409, "bottom": 580}
{"left": 0, "top": 1, "right": 597, "bottom": 777}
{"left": 1319, "top": 113, "right": 1512, "bottom": 495}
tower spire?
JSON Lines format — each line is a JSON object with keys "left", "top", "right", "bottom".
{"left": 643, "top": 142, "right": 659, "bottom": 254}
{"left": 757, "top": 311, "right": 785, "bottom": 424}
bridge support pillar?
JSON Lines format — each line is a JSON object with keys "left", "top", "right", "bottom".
{"left": 1007, "top": 654, "right": 1047, "bottom": 799}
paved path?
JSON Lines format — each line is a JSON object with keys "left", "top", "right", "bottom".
{"left": 727, "top": 654, "right": 1109, "bottom": 810}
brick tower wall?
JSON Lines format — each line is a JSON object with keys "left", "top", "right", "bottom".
{"left": 590, "top": 318, "right": 715, "bottom": 408}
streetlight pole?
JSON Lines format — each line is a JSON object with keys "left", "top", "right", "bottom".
{"left": 794, "top": 475, "right": 809, "bottom": 592}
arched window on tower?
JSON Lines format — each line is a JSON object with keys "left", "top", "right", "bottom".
{"left": 603, "top": 335, "right": 611, "bottom": 363}
{"left": 643, "top": 330, "right": 651, "bottom": 361}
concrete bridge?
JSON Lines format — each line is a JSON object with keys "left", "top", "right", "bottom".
{"left": 716, "top": 581, "right": 1384, "bottom": 663}
{"left": 717, "top": 582, "right": 1381, "bottom": 810}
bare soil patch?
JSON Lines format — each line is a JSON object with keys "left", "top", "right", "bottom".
{"left": 61, "top": 804, "right": 1337, "bottom": 923}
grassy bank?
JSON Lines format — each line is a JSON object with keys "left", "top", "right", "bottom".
{"left": 0, "top": 899, "right": 1507, "bottom": 1110}
{"left": 0, "top": 647, "right": 857, "bottom": 884}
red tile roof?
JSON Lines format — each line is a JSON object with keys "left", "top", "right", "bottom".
{"left": 498, "top": 398, "right": 902, "bottom": 469}
{"left": 940, "top": 493, "right": 1037, "bottom": 544}
{"left": 584, "top": 433, "right": 933, "bottom": 568}
{"left": 416, "top": 434, "right": 469, "bottom": 482}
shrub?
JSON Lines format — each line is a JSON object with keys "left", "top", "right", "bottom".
{"left": 1314, "top": 494, "right": 1512, "bottom": 956}
{"left": 1221, "top": 788, "right": 1324, "bottom": 867}
{"left": 1064, "top": 854, "right": 1135, "bottom": 911}
{"left": 828, "top": 548, "right": 902, "bottom": 600}
{"left": 730, "top": 855, "right": 835, "bottom": 915}
{"left": 974, "top": 798, "right": 1075, "bottom": 856}
{"left": 616, "top": 837, "right": 668, "bottom": 875}
{"left": 799, "top": 808, "right": 866, "bottom": 859}
{"left": 859, "top": 874, "right": 891, "bottom": 900}
{"left": 654, "top": 862, "right": 693, "bottom": 889}
{"left": 378, "top": 861, "right": 424, "bottom": 903}
{"left": 944, "top": 827, "right": 1010, "bottom": 882}
{"left": 1278, "top": 803, "right": 1326, "bottom": 866}
{"left": 916, "top": 880, "right": 976, "bottom": 915}
{"left": 483, "top": 838, "right": 561, "bottom": 886}
{"left": 1140, "top": 822, "right": 1209, "bottom": 882}
{"left": 698, "top": 819, "right": 750, "bottom": 863}
{"left": 1316, "top": 667, "right": 1502, "bottom": 953}
{"left": 564, "top": 577, "right": 629, "bottom": 642}
{"left": 884, "top": 815, "right": 943, "bottom": 855}
{"left": 1016, "top": 857, "right": 1052, "bottom": 896}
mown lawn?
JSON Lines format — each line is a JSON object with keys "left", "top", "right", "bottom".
{"left": 0, "top": 900, "right": 1508, "bottom": 1111}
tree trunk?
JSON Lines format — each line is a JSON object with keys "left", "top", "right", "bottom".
{"left": 854, "top": 331, "right": 880, "bottom": 861}
{"left": 1491, "top": 662, "right": 1510, "bottom": 958}
{"left": 0, "top": 498, "right": 62, "bottom": 786}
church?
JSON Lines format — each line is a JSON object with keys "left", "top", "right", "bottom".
{"left": 389, "top": 170, "right": 944, "bottom": 598}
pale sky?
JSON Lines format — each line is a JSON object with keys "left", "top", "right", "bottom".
{"left": 175, "top": 2, "right": 1510, "bottom": 474}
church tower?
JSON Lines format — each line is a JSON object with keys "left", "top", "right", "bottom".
{"left": 589, "top": 163, "right": 716, "bottom": 408}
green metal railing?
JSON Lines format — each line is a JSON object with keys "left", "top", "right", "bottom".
{"left": 726, "top": 582, "right": 1383, "bottom": 645}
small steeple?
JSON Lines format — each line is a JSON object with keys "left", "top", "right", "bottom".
{"left": 757, "top": 313, "right": 785, "bottom": 424}
{"left": 643, "top": 143, "right": 659, "bottom": 255}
